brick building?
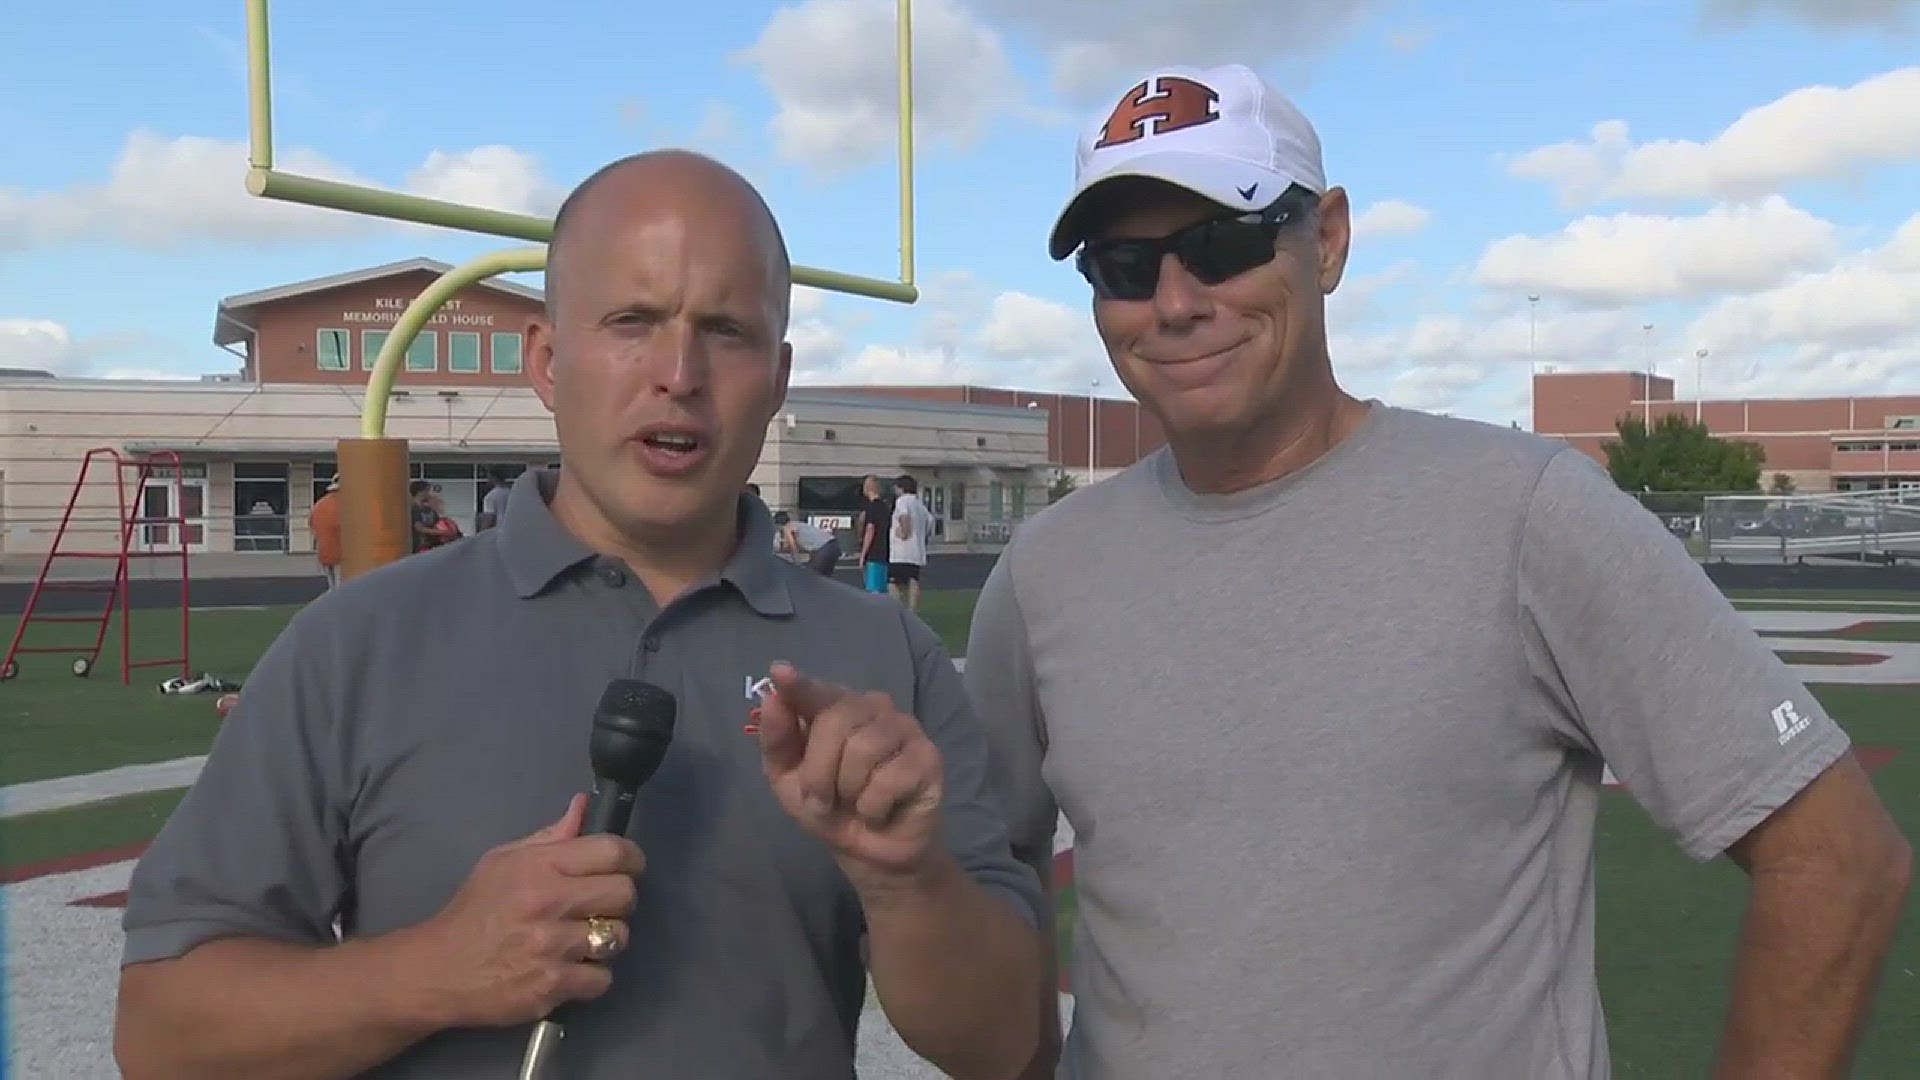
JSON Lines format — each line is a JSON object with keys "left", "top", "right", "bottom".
{"left": 1533, "top": 370, "right": 1920, "bottom": 494}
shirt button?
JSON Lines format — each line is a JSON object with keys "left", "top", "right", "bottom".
{"left": 642, "top": 635, "right": 661, "bottom": 653}
{"left": 599, "top": 566, "right": 626, "bottom": 587}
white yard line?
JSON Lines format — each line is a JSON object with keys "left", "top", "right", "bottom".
{"left": 1, "top": 756, "right": 204, "bottom": 818}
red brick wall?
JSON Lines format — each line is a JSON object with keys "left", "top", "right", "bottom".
{"left": 1535, "top": 373, "right": 1920, "bottom": 481}
{"left": 247, "top": 270, "right": 544, "bottom": 387}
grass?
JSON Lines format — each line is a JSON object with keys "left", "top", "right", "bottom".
{"left": 1732, "top": 600, "right": 1920, "bottom": 616}
{"left": 2, "top": 586, "right": 1915, "bottom": 1072}
{"left": 1724, "top": 588, "right": 1920, "bottom": 604}
{"left": 1595, "top": 684, "right": 1918, "bottom": 1077}
{"left": 1, "top": 787, "right": 186, "bottom": 871}
{"left": 1772, "top": 649, "right": 1884, "bottom": 666}
{"left": 1759, "top": 621, "right": 1920, "bottom": 644}
{"left": 912, "top": 588, "right": 978, "bottom": 657}
{"left": 0, "top": 605, "right": 299, "bottom": 786}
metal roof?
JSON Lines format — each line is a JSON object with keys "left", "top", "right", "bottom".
{"left": 213, "top": 257, "right": 545, "bottom": 345}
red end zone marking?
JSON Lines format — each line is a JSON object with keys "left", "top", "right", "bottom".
{"left": 1858, "top": 747, "right": 1899, "bottom": 773}
{"left": 1, "top": 841, "right": 149, "bottom": 885}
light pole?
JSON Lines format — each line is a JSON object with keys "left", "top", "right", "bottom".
{"left": 1088, "top": 378, "right": 1099, "bottom": 482}
{"left": 1527, "top": 294, "right": 1540, "bottom": 373}
{"left": 1641, "top": 323, "right": 1653, "bottom": 429}
{"left": 1694, "top": 348, "right": 1709, "bottom": 423}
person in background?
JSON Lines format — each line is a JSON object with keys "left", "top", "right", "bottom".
{"left": 476, "top": 469, "right": 513, "bottom": 531}
{"left": 966, "top": 61, "right": 1912, "bottom": 1080}
{"left": 888, "top": 475, "right": 933, "bottom": 611}
{"left": 425, "top": 492, "right": 462, "bottom": 548}
{"left": 408, "top": 480, "right": 440, "bottom": 554}
{"left": 308, "top": 475, "right": 342, "bottom": 589}
{"left": 858, "top": 474, "right": 892, "bottom": 594}
{"left": 773, "top": 510, "right": 842, "bottom": 577}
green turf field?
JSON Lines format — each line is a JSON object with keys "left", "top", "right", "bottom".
{"left": 3, "top": 588, "right": 1915, "bottom": 1073}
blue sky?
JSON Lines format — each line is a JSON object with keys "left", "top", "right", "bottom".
{"left": 2, "top": 0, "right": 1917, "bottom": 428}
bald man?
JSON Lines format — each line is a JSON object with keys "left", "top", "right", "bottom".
{"left": 113, "top": 151, "right": 1046, "bottom": 1080}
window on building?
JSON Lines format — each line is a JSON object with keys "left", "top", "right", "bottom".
{"left": 362, "top": 329, "right": 389, "bottom": 370}
{"left": 988, "top": 481, "right": 1005, "bottom": 521}
{"left": 1011, "top": 483, "right": 1026, "bottom": 520}
{"left": 449, "top": 332, "right": 482, "bottom": 373}
{"left": 407, "top": 332, "right": 437, "bottom": 372}
{"left": 492, "top": 332, "right": 524, "bottom": 374}
{"left": 948, "top": 481, "right": 967, "bottom": 521}
{"left": 232, "top": 461, "right": 291, "bottom": 553}
{"left": 317, "top": 329, "right": 350, "bottom": 371}
{"left": 313, "top": 459, "right": 337, "bottom": 505}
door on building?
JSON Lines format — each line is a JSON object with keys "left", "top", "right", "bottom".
{"left": 232, "top": 461, "right": 290, "bottom": 552}
{"left": 138, "top": 466, "right": 208, "bottom": 552}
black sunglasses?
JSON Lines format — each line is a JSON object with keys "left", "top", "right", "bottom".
{"left": 1075, "top": 185, "right": 1319, "bottom": 301}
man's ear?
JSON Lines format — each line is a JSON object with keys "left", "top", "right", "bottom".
{"left": 525, "top": 315, "right": 558, "bottom": 413}
{"left": 1314, "top": 186, "right": 1353, "bottom": 296}
{"left": 770, "top": 340, "right": 792, "bottom": 415}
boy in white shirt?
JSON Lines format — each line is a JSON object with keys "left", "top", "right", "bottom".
{"left": 888, "top": 474, "right": 933, "bottom": 611}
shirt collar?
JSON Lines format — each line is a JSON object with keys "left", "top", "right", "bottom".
{"left": 498, "top": 467, "right": 794, "bottom": 616}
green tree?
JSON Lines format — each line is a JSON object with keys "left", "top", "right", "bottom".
{"left": 1047, "top": 471, "right": 1079, "bottom": 503}
{"left": 1769, "top": 471, "right": 1796, "bottom": 495}
{"left": 1601, "top": 414, "right": 1765, "bottom": 493}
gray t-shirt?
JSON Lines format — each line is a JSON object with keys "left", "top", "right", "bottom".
{"left": 121, "top": 468, "right": 1042, "bottom": 1078}
{"left": 964, "top": 403, "right": 1850, "bottom": 1079}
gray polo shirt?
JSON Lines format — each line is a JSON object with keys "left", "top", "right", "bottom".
{"left": 122, "top": 468, "right": 1042, "bottom": 1078}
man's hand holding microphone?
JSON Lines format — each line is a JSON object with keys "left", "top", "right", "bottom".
{"left": 403, "top": 791, "right": 644, "bottom": 1031}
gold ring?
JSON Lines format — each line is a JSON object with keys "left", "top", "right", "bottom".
{"left": 584, "top": 916, "right": 621, "bottom": 961}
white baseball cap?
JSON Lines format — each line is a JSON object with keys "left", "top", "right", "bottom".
{"left": 1047, "top": 63, "right": 1327, "bottom": 260}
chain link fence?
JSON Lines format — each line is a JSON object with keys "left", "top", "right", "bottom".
{"left": 1634, "top": 490, "right": 1920, "bottom": 564}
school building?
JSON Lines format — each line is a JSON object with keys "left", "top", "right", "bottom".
{"left": 0, "top": 257, "right": 1165, "bottom": 564}
{"left": 1533, "top": 370, "right": 1920, "bottom": 494}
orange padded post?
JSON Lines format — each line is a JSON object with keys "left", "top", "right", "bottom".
{"left": 337, "top": 437, "right": 410, "bottom": 580}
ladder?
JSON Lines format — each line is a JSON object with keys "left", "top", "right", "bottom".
{"left": 0, "top": 448, "right": 192, "bottom": 685}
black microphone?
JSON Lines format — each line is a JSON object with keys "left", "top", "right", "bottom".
{"left": 518, "top": 678, "right": 677, "bottom": 1080}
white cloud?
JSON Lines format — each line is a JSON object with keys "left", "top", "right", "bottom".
{"left": 1507, "top": 67, "right": 1920, "bottom": 205}
{"left": 1681, "top": 211, "right": 1920, "bottom": 397}
{"left": 0, "top": 130, "right": 560, "bottom": 251}
{"left": 0, "top": 319, "right": 162, "bottom": 377}
{"left": 736, "top": 0, "right": 1026, "bottom": 175}
{"left": 1351, "top": 200, "right": 1432, "bottom": 239}
{"left": 0, "top": 319, "right": 89, "bottom": 374}
{"left": 787, "top": 269, "right": 1107, "bottom": 390}
{"left": 1699, "top": 0, "right": 1919, "bottom": 30}
{"left": 405, "top": 146, "right": 563, "bottom": 218}
{"left": 972, "top": 0, "right": 1384, "bottom": 98}
{"left": 1472, "top": 197, "right": 1838, "bottom": 305}
{"left": 976, "top": 291, "right": 1092, "bottom": 359}
{"left": 1384, "top": 362, "right": 1488, "bottom": 411}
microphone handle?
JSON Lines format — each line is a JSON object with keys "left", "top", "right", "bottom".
{"left": 557, "top": 779, "right": 638, "bottom": 1029}
{"left": 581, "top": 780, "right": 638, "bottom": 838}
{"left": 517, "top": 780, "right": 640, "bottom": 1078}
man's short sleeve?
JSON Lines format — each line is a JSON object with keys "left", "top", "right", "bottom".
{"left": 121, "top": 609, "right": 351, "bottom": 966}
{"left": 900, "top": 608, "right": 1045, "bottom": 927}
{"left": 961, "top": 555, "right": 1057, "bottom": 879}
{"left": 1519, "top": 450, "right": 1852, "bottom": 862}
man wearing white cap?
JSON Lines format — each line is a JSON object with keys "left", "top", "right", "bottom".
{"left": 966, "top": 63, "right": 1910, "bottom": 1079}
